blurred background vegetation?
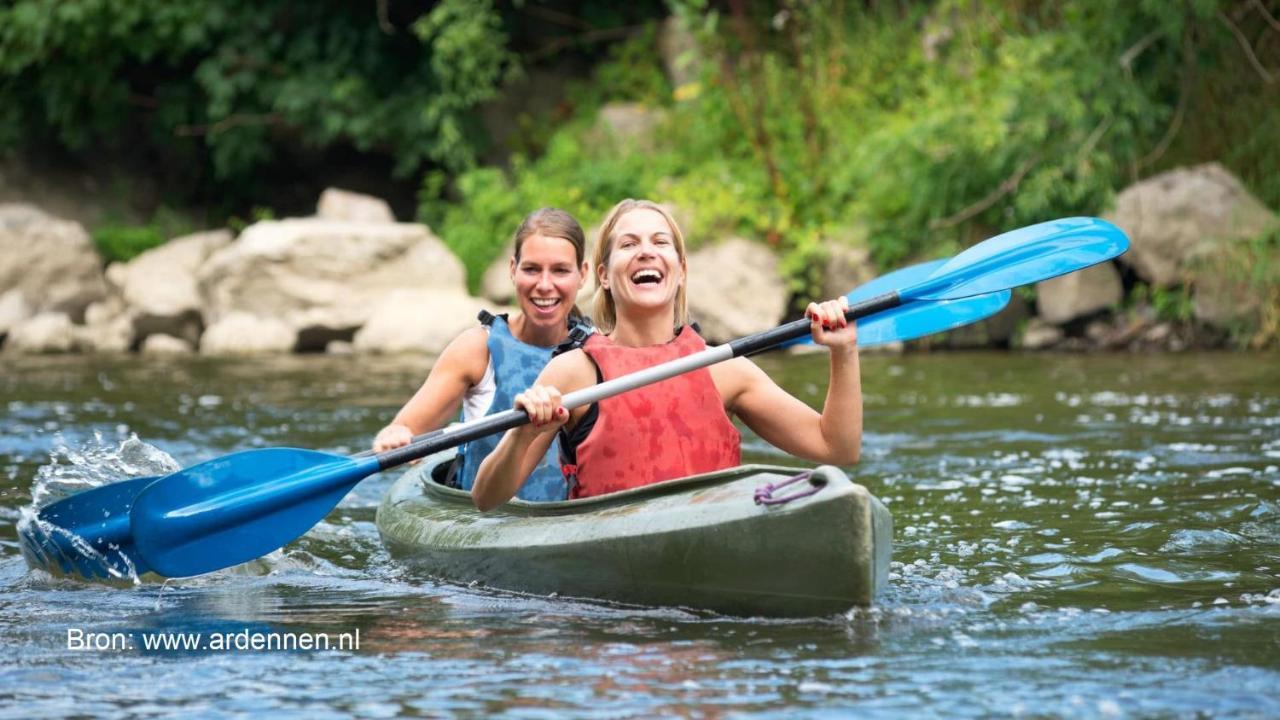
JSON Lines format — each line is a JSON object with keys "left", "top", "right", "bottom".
{"left": 1, "top": 0, "right": 1276, "bottom": 296}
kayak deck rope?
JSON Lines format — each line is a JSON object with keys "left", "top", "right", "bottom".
{"left": 753, "top": 470, "right": 821, "bottom": 506}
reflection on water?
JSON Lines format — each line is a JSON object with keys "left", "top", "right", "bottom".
{"left": 1, "top": 351, "right": 1278, "bottom": 717}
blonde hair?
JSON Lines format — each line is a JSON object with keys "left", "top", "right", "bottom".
{"left": 591, "top": 199, "right": 689, "bottom": 334}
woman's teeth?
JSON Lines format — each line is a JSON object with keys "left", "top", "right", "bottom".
{"left": 531, "top": 298, "right": 560, "bottom": 308}
{"left": 631, "top": 269, "right": 663, "bottom": 284}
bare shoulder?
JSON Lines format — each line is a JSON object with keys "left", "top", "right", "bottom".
{"left": 540, "top": 348, "right": 596, "bottom": 391}
{"left": 435, "top": 326, "right": 490, "bottom": 385}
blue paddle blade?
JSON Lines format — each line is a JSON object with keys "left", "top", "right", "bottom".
{"left": 786, "top": 259, "right": 1010, "bottom": 348}
{"left": 19, "top": 476, "right": 156, "bottom": 580}
{"left": 910, "top": 217, "right": 1129, "bottom": 301}
{"left": 131, "top": 448, "right": 381, "bottom": 578}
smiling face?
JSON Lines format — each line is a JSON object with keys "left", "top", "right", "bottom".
{"left": 510, "top": 233, "right": 587, "bottom": 332}
{"left": 597, "top": 207, "right": 687, "bottom": 325}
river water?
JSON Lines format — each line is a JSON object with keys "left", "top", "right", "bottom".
{"left": 1, "top": 351, "right": 1277, "bottom": 718}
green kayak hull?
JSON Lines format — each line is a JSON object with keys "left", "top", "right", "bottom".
{"left": 375, "top": 457, "right": 893, "bottom": 617}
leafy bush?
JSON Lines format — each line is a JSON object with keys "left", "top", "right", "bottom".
{"left": 92, "top": 225, "right": 167, "bottom": 264}
{"left": 0, "top": 0, "right": 516, "bottom": 203}
{"left": 424, "top": 0, "right": 1274, "bottom": 308}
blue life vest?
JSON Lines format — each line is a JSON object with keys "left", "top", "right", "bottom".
{"left": 455, "top": 312, "right": 591, "bottom": 501}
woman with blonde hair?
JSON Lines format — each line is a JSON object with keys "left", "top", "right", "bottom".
{"left": 373, "top": 207, "right": 592, "bottom": 501}
{"left": 472, "top": 199, "right": 860, "bottom": 509}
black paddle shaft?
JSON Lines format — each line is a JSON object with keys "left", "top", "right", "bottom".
{"left": 729, "top": 291, "right": 902, "bottom": 357}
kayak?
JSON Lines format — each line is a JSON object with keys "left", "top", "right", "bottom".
{"left": 376, "top": 455, "right": 893, "bottom": 617}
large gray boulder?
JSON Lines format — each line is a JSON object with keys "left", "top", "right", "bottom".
{"left": 5, "top": 312, "right": 75, "bottom": 353}
{"left": 0, "top": 204, "right": 106, "bottom": 332}
{"left": 107, "top": 229, "right": 233, "bottom": 345}
{"left": 74, "top": 297, "right": 134, "bottom": 352}
{"left": 1111, "top": 163, "right": 1277, "bottom": 288}
{"left": 198, "top": 218, "right": 467, "bottom": 351}
{"left": 316, "top": 188, "right": 396, "bottom": 223}
{"left": 200, "top": 312, "right": 297, "bottom": 355}
{"left": 658, "top": 16, "right": 703, "bottom": 94}
{"left": 586, "top": 103, "right": 668, "bottom": 152}
{"left": 818, "top": 227, "right": 877, "bottom": 301}
{"left": 0, "top": 289, "right": 29, "bottom": 343}
{"left": 686, "top": 238, "right": 788, "bottom": 343}
{"left": 353, "top": 289, "right": 490, "bottom": 355}
{"left": 1035, "top": 261, "right": 1124, "bottom": 324}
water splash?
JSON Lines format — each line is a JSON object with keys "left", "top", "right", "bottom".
{"left": 25, "top": 431, "right": 180, "bottom": 509}
{"left": 16, "top": 432, "right": 180, "bottom": 583}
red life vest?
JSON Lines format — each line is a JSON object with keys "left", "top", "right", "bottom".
{"left": 565, "top": 325, "right": 740, "bottom": 499}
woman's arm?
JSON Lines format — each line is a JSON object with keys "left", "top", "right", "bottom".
{"left": 715, "top": 297, "right": 861, "bottom": 465}
{"left": 372, "top": 327, "right": 488, "bottom": 452}
{"left": 471, "top": 349, "right": 595, "bottom": 511}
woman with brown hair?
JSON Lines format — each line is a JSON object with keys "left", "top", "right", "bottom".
{"left": 372, "top": 207, "right": 592, "bottom": 501}
{"left": 472, "top": 199, "right": 860, "bottom": 509}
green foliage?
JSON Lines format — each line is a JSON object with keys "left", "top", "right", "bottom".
{"left": 427, "top": 0, "right": 1271, "bottom": 308}
{"left": 92, "top": 226, "right": 166, "bottom": 264}
{"left": 1189, "top": 226, "right": 1280, "bottom": 347}
{"left": 91, "top": 205, "right": 200, "bottom": 263}
{"left": 226, "top": 206, "right": 277, "bottom": 236}
{"left": 0, "top": 0, "right": 515, "bottom": 201}
{"left": 422, "top": 28, "right": 680, "bottom": 291}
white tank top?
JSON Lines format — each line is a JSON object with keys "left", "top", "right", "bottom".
{"left": 461, "top": 359, "right": 496, "bottom": 422}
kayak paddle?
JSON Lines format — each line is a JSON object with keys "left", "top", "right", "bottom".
{"left": 780, "top": 258, "right": 1011, "bottom": 350}
{"left": 19, "top": 267, "right": 1007, "bottom": 581}
{"left": 23, "top": 216, "right": 1126, "bottom": 579}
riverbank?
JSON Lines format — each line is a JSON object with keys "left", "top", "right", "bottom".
{"left": 1, "top": 163, "right": 1276, "bottom": 357}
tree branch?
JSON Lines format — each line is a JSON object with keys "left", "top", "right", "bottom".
{"left": 174, "top": 113, "right": 285, "bottom": 137}
{"left": 929, "top": 153, "right": 1040, "bottom": 230}
{"left": 1250, "top": 0, "right": 1280, "bottom": 33}
{"left": 1119, "top": 29, "right": 1163, "bottom": 75}
{"left": 376, "top": 0, "right": 395, "bottom": 35}
{"left": 1219, "top": 10, "right": 1275, "bottom": 83}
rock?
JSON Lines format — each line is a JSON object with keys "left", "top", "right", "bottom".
{"left": 198, "top": 218, "right": 466, "bottom": 343}
{"left": 6, "top": 312, "right": 74, "bottom": 353}
{"left": 1192, "top": 265, "right": 1263, "bottom": 332}
{"left": 110, "top": 229, "right": 232, "bottom": 345}
{"left": 686, "top": 238, "right": 787, "bottom": 343}
{"left": 74, "top": 296, "right": 135, "bottom": 352}
{"left": 316, "top": 188, "right": 396, "bottom": 223}
{"left": 200, "top": 312, "right": 297, "bottom": 355}
{"left": 0, "top": 288, "right": 30, "bottom": 340}
{"left": 1019, "top": 318, "right": 1064, "bottom": 350}
{"left": 325, "top": 340, "right": 355, "bottom": 355}
{"left": 587, "top": 103, "right": 668, "bottom": 152}
{"left": 658, "top": 16, "right": 702, "bottom": 95}
{"left": 140, "top": 334, "right": 194, "bottom": 355}
{"left": 1085, "top": 319, "right": 1112, "bottom": 344}
{"left": 353, "top": 290, "right": 488, "bottom": 355}
{"left": 1035, "top": 261, "right": 1124, "bottom": 324}
{"left": 479, "top": 247, "right": 516, "bottom": 305}
{"left": 73, "top": 307, "right": 134, "bottom": 352}
{"left": 934, "top": 293, "right": 1032, "bottom": 348}
{"left": 0, "top": 204, "right": 106, "bottom": 323}
{"left": 819, "top": 229, "right": 877, "bottom": 301}
{"left": 1142, "top": 323, "right": 1173, "bottom": 345}
{"left": 1111, "top": 163, "right": 1278, "bottom": 288}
